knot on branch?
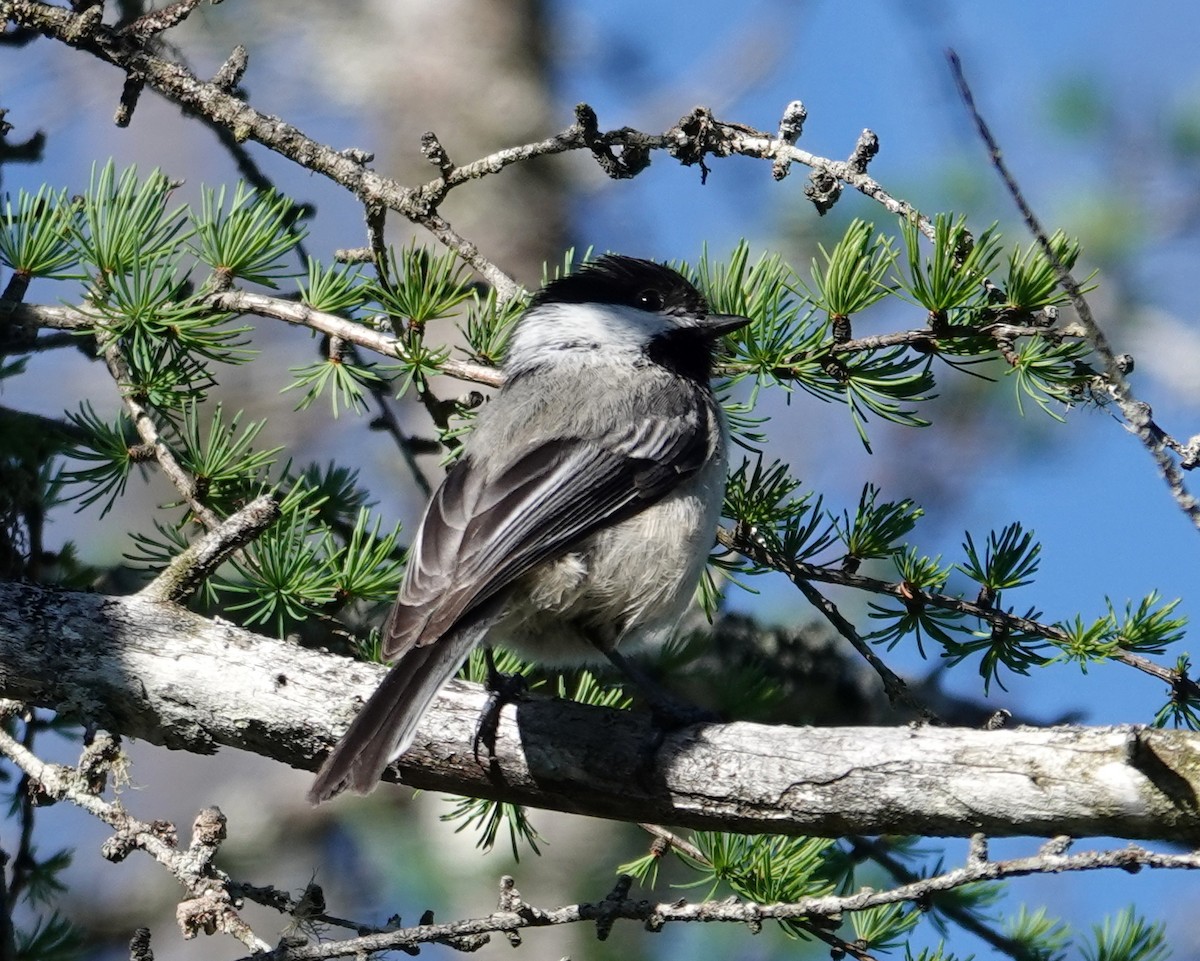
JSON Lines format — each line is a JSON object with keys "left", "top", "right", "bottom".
{"left": 573, "top": 103, "right": 652, "bottom": 179}
{"left": 847, "top": 128, "right": 880, "bottom": 174}
{"left": 594, "top": 874, "right": 634, "bottom": 941}
{"left": 115, "top": 73, "right": 144, "bottom": 128}
{"left": 212, "top": 44, "right": 249, "bottom": 93}
{"left": 420, "top": 131, "right": 455, "bottom": 179}
{"left": 772, "top": 99, "right": 807, "bottom": 180}
{"left": 804, "top": 167, "right": 842, "bottom": 215}
{"left": 1180, "top": 434, "right": 1200, "bottom": 471}
{"left": 668, "top": 106, "right": 735, "bottom": 183}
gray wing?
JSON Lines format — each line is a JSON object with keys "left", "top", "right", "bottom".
{"left": 382, "top": 407, "right": 715, "bottom": 659}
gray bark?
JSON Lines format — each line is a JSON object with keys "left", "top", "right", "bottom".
{"left": 2, "top": 579, "right": 1198, "bottom": 842}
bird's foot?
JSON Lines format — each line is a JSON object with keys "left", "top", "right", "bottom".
{"left": 473, "top": 648, "right": 530, "bottom": 768}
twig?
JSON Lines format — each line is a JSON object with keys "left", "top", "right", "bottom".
{"left": 0, "top": 710, "right": 271, "bottom": 953}
{"left": 636, "top": 823, "right": 877, "bottom": 960}
{"left": 230, "top": 881, "right": 365, "bottom": 935}
{"left": 99, "top": 337, "right": 222, "bottom": 530}
{"left": 206, "top": 290, "right": 504, "bottom": 387}
{"left": 138, "top": 494, "right": 280, "bottom": 603}
{"left": 227, "top": 842, "right": 1200, "bottom": 960}
{"left": 366, "top": 385, "right": 437, "bottom": 499}
{"left": 791, "top": 573, "right": 936, "bottom": 721}
{"left": 717, "top": 525, "right": 1200, "bottom": 705}
{"left": 118, "top": 0, "right": 205, "bottom": 38}
{"left": 848, "top": 836, "right": 1042, "bottom": 961}
{"left": 8, "top": 297, "right": 1073, "bottom": 388}
{"left": 946, "top": 49, "right": 1200, "bottom": 532}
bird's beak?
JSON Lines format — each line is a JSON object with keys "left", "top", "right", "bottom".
{"left": 703, "top": 313, "right": 753, "bottom": 337}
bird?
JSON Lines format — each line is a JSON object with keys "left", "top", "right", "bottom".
{"left": 308, "top": 254, "right": 750, "bottom": 803}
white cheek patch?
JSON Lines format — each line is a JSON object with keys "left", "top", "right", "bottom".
{"left": 505, "top": 302, "right": 677, "bottom": 375}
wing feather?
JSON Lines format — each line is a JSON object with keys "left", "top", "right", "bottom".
{"left": 382, "top": 404, "right": 714, "bottom": 659}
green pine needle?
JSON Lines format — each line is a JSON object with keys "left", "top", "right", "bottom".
{"left": 0, "top": 184, "right": 81, "bottom": 280}
{"left": 193, "top": 182, "right": 305, "bottom": 288}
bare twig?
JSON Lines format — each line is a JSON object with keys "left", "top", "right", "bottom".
{"left": 848, "top": 835, "right": 1042, "bottom": 961}
{"left": 0, "top": 708, "right": 271, "bottom": 953}
{"left": 119, "top": 0, "right": 206, "bottom": 38}
{"left": 788, "top": 571, "right": 936, "bottom": 721}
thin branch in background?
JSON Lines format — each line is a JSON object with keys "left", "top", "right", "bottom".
{"left": 218, "top": 840, "right": 1200, "bottom": 961}
{"left": 113, "top": 72, "right": 142, "bottom": 127}
{"left": 365, "top": 379, "right": 436, "bottom": 500}
{"left": 229, "top": 880, "right": 371, "bottom": 937}
{"left": 6, "top": 703, "right": 39, "bottom": 906}
{"left": 947, "top": 49, "right": 1200, "bottom": 532}
{"left": 792, "top": 571, "right": 935, "bottom": 721}
{"left": 848, "top": 836, "right": 1041, "bottom": 961}
{"left": 420, "top": 211, "right": 523, "bottom": 304}
{"left": 363, "top": 200, "right": 389, "bottom": 289}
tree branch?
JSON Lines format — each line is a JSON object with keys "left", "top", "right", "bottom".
{"left": 233, "top": 842, "right": 1200, "bottom": 961}
{"left": 6, "top": 1, "right": 1194, "bottom": 522}
{"left": 2, "top": 579, "right": 1200, "bottom": 842}
{"left": 717, "top": 525, "right": 1200, "bottom": 703}
{"left": 99, "top": 335, "right": 222, "bottom": 530}
{"left": 137, "top": 493, "right": 280, "bottom": 603}
{"left": 947, "top": 50, "right": 1200, "bottom": 532}
{"left": 0, "top": 709, "right": 271, "bottom": 952}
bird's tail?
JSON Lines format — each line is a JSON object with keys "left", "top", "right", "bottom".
{"left": 307, "top": 627, "right": 482, "bottom": 804}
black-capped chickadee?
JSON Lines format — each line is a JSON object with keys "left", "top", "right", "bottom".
{"left": 308, "top": 255, "right": 750, "bottom": 803}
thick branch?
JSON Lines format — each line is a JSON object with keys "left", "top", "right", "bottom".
{"left": 2, "top": 579, "right": 1200, "bottom": 842}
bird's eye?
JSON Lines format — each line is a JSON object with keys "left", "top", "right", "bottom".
{"left": 636, "top": 288, "right": 665, "bottom": 311}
